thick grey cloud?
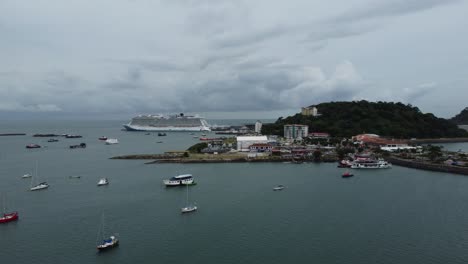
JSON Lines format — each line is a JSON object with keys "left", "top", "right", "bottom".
{"left": 0, "top": 0, "right": 467, "bottom": 119}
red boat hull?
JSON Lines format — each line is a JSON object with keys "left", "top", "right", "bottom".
{"left": 0, "top": 212, "right": 19, "bottom": 223}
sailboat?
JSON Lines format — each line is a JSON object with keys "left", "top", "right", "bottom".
{"left": 0, "top": 194, "right": 19, "bottom": 224}
{"left": 30, "top": 161, "right": 49, "bottom": 191}
{"left": 96, "top": 213, "right": 119, "bottom": 251}
{"left": 181, "top": 184, "right": 197, "bottom": 213}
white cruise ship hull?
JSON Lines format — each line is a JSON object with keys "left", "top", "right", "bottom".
{"left": 124, "top": 124, "right": 210, "bottom": 132}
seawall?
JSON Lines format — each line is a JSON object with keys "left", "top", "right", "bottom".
{"left": 387, "top": 157, "right": 468, "bottom": 176}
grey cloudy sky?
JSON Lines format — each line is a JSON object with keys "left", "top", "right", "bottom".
{"left": 1, "top": 0, "right": 468, "bottom": 119}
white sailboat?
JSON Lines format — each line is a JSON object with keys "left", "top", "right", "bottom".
{"left": 30, "top": 161, "right": 49, "bottom": 191}
{"left": 97, "top": 178, "right": 109, "bottom": 186}
{"left": 181, "top": 184, "right": 197, "bottom": 213}
{"left": 96, "top": 213, "right": 119, "bottom": 251}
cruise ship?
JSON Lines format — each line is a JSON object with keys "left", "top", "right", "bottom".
{"left": 124, "top": 113, "right": 210, "bottom": 132}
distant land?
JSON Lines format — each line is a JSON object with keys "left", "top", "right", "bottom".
{"left": 262, "top": 101, "right": 468, "bottom": 138}
{"left": 451, "top": 107, "right": 468, "bottom": 125}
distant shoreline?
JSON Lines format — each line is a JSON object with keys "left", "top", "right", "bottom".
{"left": 410, "top": 138, "right": 468, "bottom": 144}
{"left": 0, "top": 133, "right": 26, "bottom": 136}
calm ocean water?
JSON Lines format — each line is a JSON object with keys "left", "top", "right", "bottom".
{"left": 2, "top": 120, "right": 468, "bottom": 264}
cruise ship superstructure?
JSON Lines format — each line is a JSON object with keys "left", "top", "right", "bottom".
{"left": 124, "top": 113, "right": 210, "bottom": 132}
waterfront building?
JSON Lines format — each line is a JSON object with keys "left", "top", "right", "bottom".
{"left": 236, "top": 136, "right": 268, "bottom": 152}
{"left": 249, "top": 143, "right": 273, "bottom": 152}
{"left": 284, "top": 125, "right": 309, "bottom": 140}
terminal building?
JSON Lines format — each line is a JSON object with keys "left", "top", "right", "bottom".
{"left": 236, "top": 136, "right": 269, "bottom": 152}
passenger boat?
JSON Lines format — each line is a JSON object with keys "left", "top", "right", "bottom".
{"left": 124, "top": 113, "right": 210, "bottom": 132}
{"left": 350, "top": 159, "right": 391, "bottom": 169}
{"left": 273, "top": 185, "right": 285, "bottom": 191}
{"left": 163, "top": 174, "right": 194, "bottom": 187}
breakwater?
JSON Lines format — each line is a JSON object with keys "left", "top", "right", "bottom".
{"left": 387, "top": 156, "right": 468, "bottom": 176}
{"left": 411, "top": 137, "right": 468, "bottom": 144}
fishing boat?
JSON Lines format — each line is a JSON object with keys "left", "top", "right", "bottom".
{"left": 97, "top": 178, "right": 109, "bottom": 186}
{"left": 181, "top": 184, "right": 197, "bottom": 213}
{"left": 30, "top": 162, "right": 49, "bottom": 191}
{"left": 273, "top": 185, "right": 285, "bottom": 191}
{"left": 342, "top": 171, "right": 354, "bottom": 178}
{"left": 96, "top": 213, "right": 119, "bottom": 251}
{"left": 0, "top": 195, "right": 19, "bottom": 224}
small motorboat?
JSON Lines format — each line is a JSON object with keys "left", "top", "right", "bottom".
{"left": 26, "top": 144, "right": 41, "bottom": 149}
{"left": 98, "top": 136, "right": 108, "bottom": 141}
{"left": 157, "top": 132, "right": 167, "bottom": 136}
{"left": 105, "top": 138, "right": 119, "bottom": 145}
{"left": 97, "top": 178, "right": 109, "bottom": 186}
{"left": 273, "top": 185, "right": 285, "bottom": 191}
{"left": 47, "top": 139, "right": 59, "bottom": 142}
{"left": 69, "top": 175, "right": 81, "bottom": 179}
{"left": 342, "top": 171, "right": 354, "bottom": 178}
{"left": 156, "top": 141, "right": 163, "bottom": 143}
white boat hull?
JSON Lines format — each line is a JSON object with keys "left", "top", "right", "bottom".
{"left": 181, "top": 206, "right": 197, "bottom": 213}
{"left": 124, "top": 124, "right": 210, "bottom": 132}
{"left": 30, "top": 184, "right": 49, "bottom": 191}
{"left": 163, "top": 179, "right": 194, "bottom": 186}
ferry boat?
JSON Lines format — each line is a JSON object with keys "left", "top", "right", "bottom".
{"left": 163, "top": 174, "right": 194, "bottom": 187}
{"left": 124, "top": 113, "right": 210, "bottom": 132}
{"left": 350, "top": 159, "right": 391, "bottom": 169}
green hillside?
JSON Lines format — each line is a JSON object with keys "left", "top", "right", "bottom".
{"left": 451, "top": 107, "right": 468, "bottom": 125}
{"left": 262, "top": 101, "right": 468, "bottom": 138}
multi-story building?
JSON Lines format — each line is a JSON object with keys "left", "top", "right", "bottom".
{"left": 284, "top": 125, "right": 309, "bottom": 139}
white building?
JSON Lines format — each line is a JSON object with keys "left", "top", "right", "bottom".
{"left": 254, "top": 121, "right": 262, "bottom": 134}
{"left": 284, "top": 125, "right": 309, "bottom": 140}
{"left": 301, "top": 106, "right": 320, "bottom": 116}
{"left": 236, "top": 136, "right": 268, "bottom": 152}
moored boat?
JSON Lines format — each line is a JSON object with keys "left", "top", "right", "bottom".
{"left": 0, "top": 195, "right": 19, "bottom": 224}
{"left": 350, "top": 159, "right": 391, "bottom": 169}
{"left": 273, "top": 185, "right": 285, "bottom": 191}
{"left": 181, "top": 184, "right": 197, "bottom": 213}
{"left": 0, "top": 212, "right": 18, "bottom": 224}
{"left": 105, "top": 138, "right": 119, "bottom": 145}
{"left": 163, "top": 174, "right": 194, "bottom": 187}
{"left": 96, "top": 213, "right": 119, "bottom": 251}
{"left": 97, "top": 178, "right": 109, "bottom": 186}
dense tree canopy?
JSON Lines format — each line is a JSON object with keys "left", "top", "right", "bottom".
{"left": 262, "top": 101, "right": 468, "bottom": 138}
{"left": 451, "top": 107, "right": 468, "bottom": 125}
